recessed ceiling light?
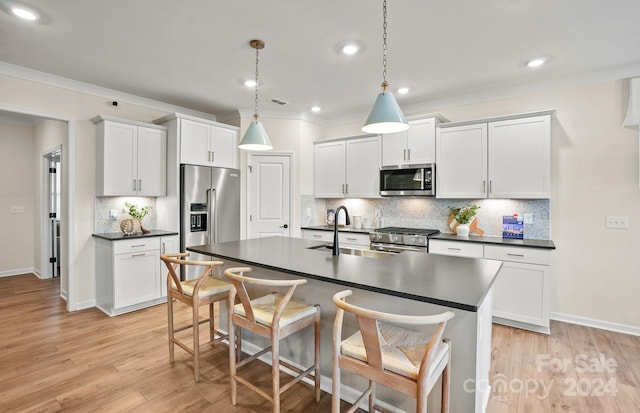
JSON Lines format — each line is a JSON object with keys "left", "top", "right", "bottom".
{"left": 12, "top": 7, "right": 37, "bottom": 21}
{"left": 342, "top": 44, "right": 359, "bottom": 55}
{"left": 311, "top": 106, "right": 321, "bottom": 113}
{"left": 526, "top": 58, "right": 545, "bottom": 68}
{"left": 397, "top": 87, "right": 410, "bottom": 94}
{"left": 244, "top": 80, "right": 256, "bottom": 87}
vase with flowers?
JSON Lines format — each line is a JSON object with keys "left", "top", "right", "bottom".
{"left": 120, "top": 202, "right": 151, "bottom": 235}
{"left": 448, "top": 204, "right": 480, "bottom": 237}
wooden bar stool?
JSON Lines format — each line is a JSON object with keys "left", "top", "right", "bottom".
{"left": 224, "top": 267, "right": 321, "bottom": 413}
{"left": 332, "top": 290, "right": 455, "bottom": 413}
{"left": 161, "top": 253, "right": 231, "bottom": 382}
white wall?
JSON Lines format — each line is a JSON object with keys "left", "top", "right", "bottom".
{"left": 327, "top": 80, "right": 640, "bottom": 330}
{"left": 0, "top": 122, "right": 36, "bottom": 276}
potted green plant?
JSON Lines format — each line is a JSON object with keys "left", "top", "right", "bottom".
{"left": 120, "top": 202, "right": 151, "bottom": 235}
{"left": 448, "top": 204, "right": 480, "bottom": 237}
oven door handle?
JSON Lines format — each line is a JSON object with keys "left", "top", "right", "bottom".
{"left": 370, "top": 243, "right": 425, "bottom": 253}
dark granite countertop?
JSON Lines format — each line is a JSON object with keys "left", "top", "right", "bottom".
{"left": 92, "top": 230, "right": 178, "bottom": 241}
{"left": 187, "top": 236, "right": 502, "bottom": 312}
{"left": 430, "top": 233, "right": 556, "bottom": 249}
{"left": 301, "top": 225, "right": 373, "bottom": 234}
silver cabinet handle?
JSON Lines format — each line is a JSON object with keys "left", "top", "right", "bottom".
{"left": 447, "top": 247, "right": 462, "bottom": 251}
{"left": 345, "top": 183, "right": 349, "bottom": 194}
{"left": 507, "top": 253, "right": 525, "bottom": 257}
{"left": 211, "top": 151, "right": 214, "bottom": 162}
{"left": 162, "top": 242, "right": 166, "bottom": 254}
{"left": 482, "top": 180, "right": 486, "bottom": 193}
{"left": 489, "top": 180, "right": 493, "bottom": 193}
{"left": 312, "top": 235, "right": 322, "bottom": 238}
{"left": 132, "top": 179, "right": 137, "bottom": 191}
{"left": 407, "top": 148, "right": 411, "bottom": 161}
{"left": 138, "top": 179, "right": 142, "bottom": 191}
{"left": 131, "top": 244, "right": 146, "bottom": 248}
{"left": 346, "top": 237, "right": 357, "bottom": 241}
{"left": 342, "top": 184, "right": 345, "bottom": 194}
{"left": 403, "top": 149, "right": 407, "bottom": 161}
{"left": 131, "top": 253, "right": 146, "bottom": 257}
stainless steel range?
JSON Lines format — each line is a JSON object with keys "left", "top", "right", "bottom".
{"left": 369, "top": 227, "right": 440, "bottom": 253}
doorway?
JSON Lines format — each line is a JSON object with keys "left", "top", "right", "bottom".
{"left": 43, "top": 149, "right": 61, "bottom": 278}
{"left": 247, "top": 153, "right": 292, "bottom": 239}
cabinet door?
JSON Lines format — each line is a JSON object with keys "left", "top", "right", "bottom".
{"left": 301, "top": 230, "right": 333, "bottom": 243}
{"left": 113, "top": 250, "right": 161, "bottom": 309}
{"left": 210, "top": 126, "right": 237, "bottom": 168}
{"left": 491, "top": 261, "right": 550, "bottom": 329}
{"left": 436, "top": 123, "right": 487, "bottom": 198}
{"left": 488, "top": 115, "right": 551, "bottom": 198}
{"left": 137, "top": 127, "right": 167, "bottom": 196}
{"left": 314, "top": 141, "right": 346, "bottom": 198}
{"left": 429, "top": 240, "right": 484, "bottom": 258}
{"left": 101, "top": 121, "right": 137, "bottom": 196}
{"left": 180, "top": 119, "right": 210, "bottom": 166}
{"left": 346, "top": 137, "right": 381, "bottom": 198}
{"left": 406, "top": 118, "right": 436, "bottom": 164}
{"left": 381, "top": 131, "right": 408, "bottom": 166}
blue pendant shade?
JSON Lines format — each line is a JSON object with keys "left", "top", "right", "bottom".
{"left": 239, "top": 118, "right": 272, "bottom": 151}
{"left": 362, "top": 90, "right": 409, "bottom": 134}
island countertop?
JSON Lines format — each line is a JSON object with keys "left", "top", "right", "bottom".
{"left": 188, "top": 236, "right": 502, "bottom": 312}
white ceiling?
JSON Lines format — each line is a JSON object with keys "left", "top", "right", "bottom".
{"left": 2, "top": 0, "right": 640, "bottom": 125}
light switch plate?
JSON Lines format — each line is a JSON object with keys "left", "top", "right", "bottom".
{"left": 109, "top": 209, "right": 118, "bottom": 219}
{"left": 524, "top": 213, "right": 534, "bottom": 224}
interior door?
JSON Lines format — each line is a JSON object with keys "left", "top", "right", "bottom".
{"left": 248, "top": 154, "right": 291, "bottom": 239}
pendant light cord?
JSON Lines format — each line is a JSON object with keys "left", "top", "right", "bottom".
{"left": 381, "top": 0, "right": 388, "bottom": 92}
{"left": 254, "top": 45, "right": 260, "bottom": 121}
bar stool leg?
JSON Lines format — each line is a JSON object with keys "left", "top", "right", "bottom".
{"left": 272, "top": 333, "right": 281, "bottom": 413}
{"left": 228, "top": 316, "right": 237, "bottom": 405}
{"left": 167, "top": 296, "right": 175, "bottom": 363}
{"left": 209, "top": 302, "right": 215, "bottom": 343}
{"left": 193, "top": 303, "right": 200, "bottom": 382}
{"left": 314, "top": 309, "right": 321, "bottom": 402}
{"left": 369, "top": 381, "right": 376, "bottom": 412}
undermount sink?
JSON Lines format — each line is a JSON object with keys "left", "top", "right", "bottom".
{"left": 307, "top": 244, "right": 395, "bottom": 259}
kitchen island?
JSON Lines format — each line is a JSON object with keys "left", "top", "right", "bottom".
{"left": 188, "top": 236, "right": 502, "bottom": 412}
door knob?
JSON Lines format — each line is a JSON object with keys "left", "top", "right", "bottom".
{"left": 280, "top": 224, "right": 289, "bottom": 229}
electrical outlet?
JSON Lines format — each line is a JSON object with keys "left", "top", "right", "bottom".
{"left": 524, "top": 213, "right": 534, "bottom": 224}
{"left": 109, "top": 209, "right": 118, "bottom": 220}
{"left": 11, "top": 206, "right": 25, "bottom": 214}
{"left": 606, "top": 216, "right": 629, "bottom": 229}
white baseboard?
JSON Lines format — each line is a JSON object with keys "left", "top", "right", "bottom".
{"left": 76, "top": 298, "right": 97, "bottom": 310}
{"left": 0, "top": 268, "right": 35, "bottom": 278}
{"left": 551, "top": 312, "right": 640, "bottom": 337}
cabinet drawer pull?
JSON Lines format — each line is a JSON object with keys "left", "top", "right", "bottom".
{"left": 447, "top": 247, "right": 462, "bottom": 251}
{"left": 507, "top": 253, "right": 525, "bottom": 257}
{"left": 131, "top": 253, "right": 146, "bottom": 257}
{"left": 312, "top": 235, "right": 322, "bottom": 238}
{"left": 131, "top": 244, "right": 146, "bottom": 248}
{"left": 346, "top": 237, "right": 357, "bottom": 241}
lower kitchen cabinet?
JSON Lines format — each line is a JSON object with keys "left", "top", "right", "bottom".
{"left": 95, "top": 237, "right": 165, "bottom": 316}
{"left": 430, "top": 240, "right": 551, "bottom": 334}
{"left": 301, "top": 229, "right": 370, "bottom": 249}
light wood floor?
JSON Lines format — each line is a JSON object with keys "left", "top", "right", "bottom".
{"left": 1, "top": 274, "right": 639, "bottom": 412}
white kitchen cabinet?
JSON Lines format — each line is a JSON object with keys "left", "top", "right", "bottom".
{"left": 302, "top": 229, "right": 370, "bottom": 249}
{"left": 484, "top": 245, "right": 551, "bottom": 334}
{"left": 95, "top": 237, "right": 165, "bottom": 316}
{"left": 429, "top": 240, "right": 552, "bottom": 334}
{"left": 93, "top": 116, "right": 167, "bottom": 197}
{"left": 180, "top": 118, "right": 237, "bottom": 168}
{"left": 428, "top": 239, "right": 484, "bottom": 258}
{"left": 382, "top": 116, "right": 444, "bottom": 166}
{"left": 314, "top": 136, "right": 381, "bottom": 198}
{"left": 436, "top": 111, "right": 552, "bottom": 199}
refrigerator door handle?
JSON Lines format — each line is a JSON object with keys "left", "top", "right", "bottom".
{"left": 207, "top": 187, "right": 217, "bottom": 244}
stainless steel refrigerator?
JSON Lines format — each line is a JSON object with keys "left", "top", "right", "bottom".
{"left": 181, "top": 164, "right": 240, "bottom": 280}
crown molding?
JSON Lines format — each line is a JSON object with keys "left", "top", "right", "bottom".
{"left": 0, "top": 61, "right": 217, "bottom": 120}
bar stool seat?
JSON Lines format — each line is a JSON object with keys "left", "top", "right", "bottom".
{"left": 233, "top": 293, "right": 318, "bottom": 327}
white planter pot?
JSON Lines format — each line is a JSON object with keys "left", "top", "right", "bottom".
{"left": 456, "top": 224, "right": 470, "bottom": 237}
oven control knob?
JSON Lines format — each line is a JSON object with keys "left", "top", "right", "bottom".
{"left": 417, "top": 238, "right": 424, "bottom": 244}
{"left": 376, "top": 234, "right": 382, "bottom": 241}
{"left": 369, "top": 233, "right": 375, "bottom": 241}
{"left": 392, "top": 235, "right": 398, "bottom": 242}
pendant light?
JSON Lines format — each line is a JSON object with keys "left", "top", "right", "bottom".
{"left": 362, "top": 0, "right": 409, "bottom": 134}
{"left": 239, "top": 39, "right": 273, "bottom": 151}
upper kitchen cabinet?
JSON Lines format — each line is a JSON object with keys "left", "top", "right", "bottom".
{"left": 381, "top": 115, "right": 447, "bottom": 166}
{"left": 436, "top": 111, "right": 553, "bottom": 199}
{"left": 179, "top": 118, "right": 237, "bottom": 168}
{"left": 93, "top": 115, "right": 167, "bottom": 197}
{"left": 314, "top": 135, "right": 381, "bottom": 198}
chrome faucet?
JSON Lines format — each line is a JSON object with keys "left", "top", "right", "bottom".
{"left": 333, "top": 205, "right": 351, "bottom": 256}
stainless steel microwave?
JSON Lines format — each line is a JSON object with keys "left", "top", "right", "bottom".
{"left": 379, "top": 164, "right": 435, "bottom": 196}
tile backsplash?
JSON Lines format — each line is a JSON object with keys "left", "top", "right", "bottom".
{"left": 94, "top": 197, "right": 158, "bottom": 234}
{"left": 301, "top": 194, "right": 551, "bottom": 240}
